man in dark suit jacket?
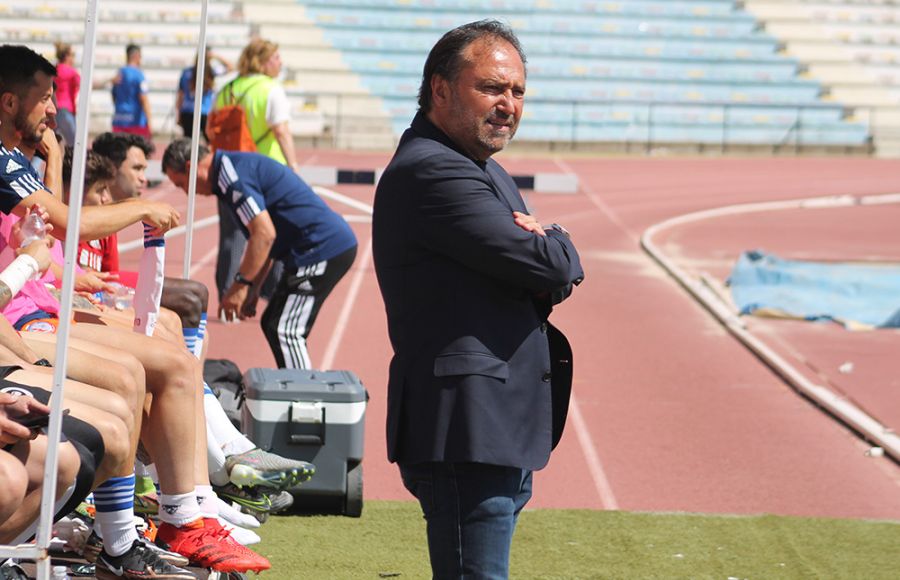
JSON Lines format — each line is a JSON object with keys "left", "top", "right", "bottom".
{"left": 373, "top": 20, "right": 584, "bottom": 579}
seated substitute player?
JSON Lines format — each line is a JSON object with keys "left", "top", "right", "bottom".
{"left": 163, "top": 138, "right": 358, "bottom": 369}
{"left": 91, "top": 132, "right": 211, "bottom": 358}
{"left": 68, "top": 142, "right": 313, "bottom": 504}
{"left": 0, "top": 44, "right": 273, "bottom": 576}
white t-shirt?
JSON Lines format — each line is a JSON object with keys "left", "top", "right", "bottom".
{"left": 265, "top": 83, "right": 291, "bottom": 127}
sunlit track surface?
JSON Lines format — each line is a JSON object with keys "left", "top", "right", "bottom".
{"left": 130, "top": 151, "right": 900, "bottom": 519}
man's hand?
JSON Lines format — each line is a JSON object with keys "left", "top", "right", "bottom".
{"left": 11, "top": 204, "right": 55, "bottom": 249}
{"left": 219, "top": 283, "right": 249, "bottom": 323}
{"left": 240, "top": 287, "right": 261, "bottom": 319}
{"left": 74, "top": 270, "right": 119, "bottom": 294}
{"left": 0, "top": 392, "right": 49, "bottom": 445}
{"left": 513, "top": 211, "right": 546, "bottom": 237}
{"left": 36, "top": 125, "right": 62, "bottom": 160}
{"left": 141, "top": 201, "right": 181, "bottom": 236}
{"left": 16, "top": 240, "right": 52, "bottom": 274}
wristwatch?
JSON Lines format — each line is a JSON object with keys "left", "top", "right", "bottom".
{"left": 547, "top": 223, "right": 570, "bottom": 238}
{"left": 234, "top": 272, "right": 254, "bottom": 287}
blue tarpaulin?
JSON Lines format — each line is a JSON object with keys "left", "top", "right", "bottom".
{"left": 727, "top": 250, "right": 900, "bottom": 329}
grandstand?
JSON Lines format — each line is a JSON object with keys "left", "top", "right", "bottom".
{"left": 743, "top": 0, "right": 900, "bottom": 156}
{"left": 1, "top": 0, "right": 896, "bottom": 153}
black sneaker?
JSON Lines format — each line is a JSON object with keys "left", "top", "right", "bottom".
{"left": 0, "top": 560, "right": 28, "bottom": 580}
{"left": 86, "top": 531, "right": 189, "bottom": 568}
{"left": 213, "top": 483, "right": 273, "bottom": 523}
{"left": 95, "top": 539, "right": 197, "bottom": 579}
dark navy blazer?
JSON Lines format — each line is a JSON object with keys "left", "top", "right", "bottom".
{"left": 373, "top": 112, "right": 584, "bottom": 471}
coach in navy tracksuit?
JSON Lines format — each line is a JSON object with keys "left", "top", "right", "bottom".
{"left": 372, "top": 21, "right": 583, "bottom": 579}
{"left": 162, "top": 139, "right": 357, "bottom": 368}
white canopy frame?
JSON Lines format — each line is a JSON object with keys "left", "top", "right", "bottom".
{"left": 0, "top": 1, "right": 210, "bottom": 578}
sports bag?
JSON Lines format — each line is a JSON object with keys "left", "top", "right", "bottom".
{"left": 205, "top": 78, "right": 271, "bottom": 152}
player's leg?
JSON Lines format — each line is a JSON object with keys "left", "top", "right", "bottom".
{"left": 0, "top": 450, "right": 27, "bottom": 524}
{"left": 0, "top": 437, "right": 81, "bottom": 543}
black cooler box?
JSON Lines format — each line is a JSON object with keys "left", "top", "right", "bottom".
{"left": 241, "top": 368, "right": 367, "bottom": 516}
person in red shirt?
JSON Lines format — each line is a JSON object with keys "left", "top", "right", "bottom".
{"left": 53, "top": 43, "right": 80, "bottom": 146}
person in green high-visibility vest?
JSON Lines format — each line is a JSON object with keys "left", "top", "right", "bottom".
{"left": 212, "top": 38, "right": 293, "bottom": 305}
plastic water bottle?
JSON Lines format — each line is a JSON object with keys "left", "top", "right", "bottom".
{"left": 51, "top": 565, "right": 71, "bottom": 580}
{"left": 19, "top": 212, "right": 47, "bottom": 247}
{"left": 101, "top": 282, "right": 135, "bottom": 311}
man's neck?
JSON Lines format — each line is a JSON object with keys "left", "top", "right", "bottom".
{"left": 0, "top": 124, "right": 22, "bottom": 152}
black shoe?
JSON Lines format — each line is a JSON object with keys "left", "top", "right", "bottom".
{"left": 0, "top": 560, "right": 28, "bottom": 580}
{"left": 95, "top": 539, "right": 197, "bottom": 579}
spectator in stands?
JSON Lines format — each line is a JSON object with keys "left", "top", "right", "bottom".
{"left": 163, "top": 138, "right": 358, "bottom": 369}
{"left": 107, "top": 44, "right": 152, "bottom": 141}
{"left": 53, "top": 42, "right": 79, "bottom": 145}
{"left": 176, "top": 47, "right": 233, "bottom": 141}
{"left": 211, "top": 38, "right": 292, "bottom": 305}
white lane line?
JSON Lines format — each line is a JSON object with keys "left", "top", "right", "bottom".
{"left": 189, "top": 245, "right": 220, "bottom": 278}
{"left": 318, "top": 237, "right": 373, "bottom": 370}
{"left": 553, "top": 158, "right": 641, "bottom": 244}
{"left": 552, "top": 157, "right": 620, "bottom": 509}
{"left": 568, "top": 392, "right": 619, "bottom": 510}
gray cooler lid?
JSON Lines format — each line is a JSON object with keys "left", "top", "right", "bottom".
{"left": 243, "top": 368, "right": 367, "bottom": 403}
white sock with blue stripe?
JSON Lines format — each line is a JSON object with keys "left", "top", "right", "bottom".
{"left": 93, "top": 474, "right": 139, "bottom": 557}
{"left": 196, "top": 312, "right": 208, "bottom": 358}
{"left": 183, "top": 326, "right": 200, "bottom": 357}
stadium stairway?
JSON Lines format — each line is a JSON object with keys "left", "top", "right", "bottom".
{"left": 743, "top": 0, "right": 900, "bottom": 156}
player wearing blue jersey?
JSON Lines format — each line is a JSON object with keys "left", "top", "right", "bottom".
{"left": 163, "top": 138, "right": 358, "bottom": 368}
{"left": 110, "top": 44, "right": 152, "bottom": 140}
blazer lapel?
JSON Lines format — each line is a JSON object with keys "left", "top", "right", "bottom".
{"left": 486, "top": 162, "right": 527, "bottom": 213}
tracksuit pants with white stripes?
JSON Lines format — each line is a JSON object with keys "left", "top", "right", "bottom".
{"left": 260, "top": 245, "right": 357, "bottom": 369}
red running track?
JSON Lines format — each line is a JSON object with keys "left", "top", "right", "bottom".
{"left": 128, "top": 153, "right": 900, "bottom": 520}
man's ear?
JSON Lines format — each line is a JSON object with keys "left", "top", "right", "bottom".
{"left": 0, "top": 91, "right": 18, "bottom": 116}
{"left": 431, "top": 75, "right": 449, "bottom": 108}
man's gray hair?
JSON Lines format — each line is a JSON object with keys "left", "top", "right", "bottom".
{"left": 162, "top": 137, "right": 209, "bottom": 174}
{"left": 418, "top": 20, "right": 526, "bottom": 114}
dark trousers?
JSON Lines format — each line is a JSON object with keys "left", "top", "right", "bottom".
{"left": 215, "top": 197, "right": 282, "bottom": 302}
{"left": 260, "top": 246, "right": 357, "bottom": 368}
{"left": 399, "top": 461, "right": 533, "bottom": 580}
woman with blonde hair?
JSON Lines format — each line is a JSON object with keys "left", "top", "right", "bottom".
{"left": 214, "top": 38, "right": 297, "bottom": 168}
{"left": 211, "top": 38, "right": 292, "bottom": 303}
{"left": 53, "top": 42, "right": 80, "bottom": 145}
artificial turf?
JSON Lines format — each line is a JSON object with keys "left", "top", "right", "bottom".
{"left": 253, "top": 500, "right": 900, "bottom": 579}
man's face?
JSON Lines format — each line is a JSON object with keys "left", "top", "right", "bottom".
{"left": 164, "top": 168, "right": 189, "bottom": 193}
{"left": 434, "top": 38, "right": 525, "bottom": 161}
{"left": 84, "top": 180, "right": 113, "bottom": 206}
{"left": 111, "top": 146, "right": 148, "bottom": 201}
{"left": 164, "top": 166, "right": 212, "bottom": 196}
{"left": 12, "top": 71, "right": 57, "bottom": 143}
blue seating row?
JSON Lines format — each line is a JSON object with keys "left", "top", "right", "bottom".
{"left": 325, "top": 29, "right": 783, "bottom": 61}
{"left": 341, "top": 52, "right": 800, "bottom": 83}
{"left": 361, "top": 74, "right": 822, "bottom": 104}
{"left": 306, "top": 8, "right": 763, "bottom": 39}
{"left": 305, "top": 0, "right": 741, "bottom": 19}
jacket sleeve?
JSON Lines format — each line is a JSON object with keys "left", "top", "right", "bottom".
{"left": 410, "top": 152, "right": 583, "bottom": 294}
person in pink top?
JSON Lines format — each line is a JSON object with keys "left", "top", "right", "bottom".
{"left": 53, "top": 42, "right": 80, "bottom": 146}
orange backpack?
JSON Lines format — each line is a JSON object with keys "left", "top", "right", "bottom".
{"left": 205, "top": 79, "right": 271, "bottom": 152}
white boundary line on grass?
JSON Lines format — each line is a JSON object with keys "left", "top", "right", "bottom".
{"left": 641, "top": 191, "right": 900, "bottom": 463}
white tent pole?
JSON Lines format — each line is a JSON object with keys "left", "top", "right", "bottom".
{"left": 32, "top": 0, "right": 101, "bottom": 578}
{"left": 183, "top": 0, "right": 210, "bottom": 279}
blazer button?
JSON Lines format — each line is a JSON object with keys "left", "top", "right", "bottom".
{"left": 540, "top": 322, "right": 548, "bottom": 334}
{"left": 541, "top": 371, "right": 552, "bottom": 383}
